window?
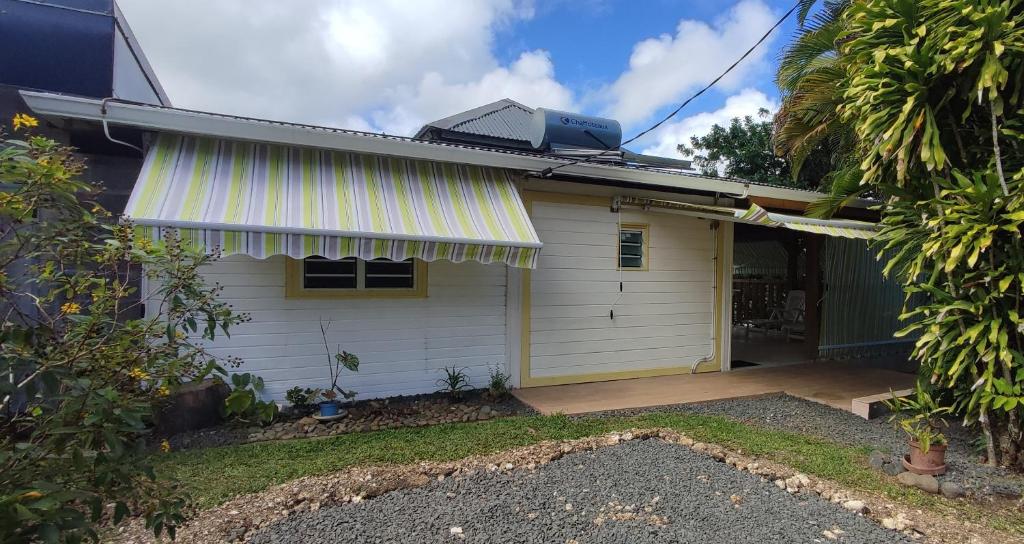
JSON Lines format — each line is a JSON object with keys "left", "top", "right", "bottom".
{"left": 286, "top": 257, "right": 427, "bottom": 298}
{"left": 619, "top": 223, "right": 649, "bottom": 270}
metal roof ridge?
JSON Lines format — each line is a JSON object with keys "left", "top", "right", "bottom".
{"left": 20, "top": 90, "right": 865, "bottom": 207}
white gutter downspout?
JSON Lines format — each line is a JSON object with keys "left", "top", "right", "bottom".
{"left": 691, "top": 220, "right": 719, "bottom": 374}
{"left": 99, "top": 98, "right": 144, "bottom": 155}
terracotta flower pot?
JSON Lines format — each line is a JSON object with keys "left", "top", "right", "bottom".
{"left": 902, "top": 439, "right": 947, "bottom": 476}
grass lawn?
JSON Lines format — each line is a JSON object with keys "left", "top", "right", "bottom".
{"left": 159, "top": 412, "right": 1023, "bottom": 536}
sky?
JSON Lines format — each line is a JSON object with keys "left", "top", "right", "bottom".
{"left": 118, "top": 0, "right": 798, "bottom": 158}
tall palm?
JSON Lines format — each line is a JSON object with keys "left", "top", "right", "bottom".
{"left": 774, "top": 0, "right": 862, "bottom": 217}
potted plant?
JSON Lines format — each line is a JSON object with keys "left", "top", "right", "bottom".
{"left": 315, "top": 318, "right": 360, "bottom": 419}
{"left": 885, "top": 384, "right": 952, "bottom": 475}
{"left": 318, "top": 388, "right": 339, "bottom": 417}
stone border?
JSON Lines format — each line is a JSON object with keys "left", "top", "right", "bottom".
{"left": 110, "top": 429, "right": 1009, "bottom": 544}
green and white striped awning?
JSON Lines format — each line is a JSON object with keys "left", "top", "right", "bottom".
{"left": 617, "top": 197, "right": 878, "bottom": 240}
{"left": 125, "top": 134, "right": 542, "bottom": 268}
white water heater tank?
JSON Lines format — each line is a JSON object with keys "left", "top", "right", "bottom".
{"left": 529, "top": 108, "right": 622, "bottom": 151}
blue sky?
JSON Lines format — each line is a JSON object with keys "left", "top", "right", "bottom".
{"left": 496, "top": 0, "right": 798, "bottom": 150}
{"left": 120, "top": 0, "right": 800, "bottom": 158}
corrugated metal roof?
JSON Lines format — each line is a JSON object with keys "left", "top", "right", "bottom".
{"left": 418, "top": 99, "right": 534, "bottom": 142}
{"left": 29, "top": 91, "right": 845, "bottom": 203}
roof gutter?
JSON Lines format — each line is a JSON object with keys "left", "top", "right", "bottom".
{"left": 20, "top": 91, "right": 868, "bottom": 207}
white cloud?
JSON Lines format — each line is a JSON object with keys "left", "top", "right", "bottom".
{"left": 117, "top": 0, "right": 569, "bottom": 135}
{"left": 639, "top": 88, "right": 777, "bottom": 158}
{"left": 601, "top": 0, "right": 779, "bottom": 126}
{"left": 369, "top": 50, "right": 575, "bottom": 136}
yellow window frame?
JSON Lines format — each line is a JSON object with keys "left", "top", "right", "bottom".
{"left": 285, "top": 257, "right": 429, "bottom": 299}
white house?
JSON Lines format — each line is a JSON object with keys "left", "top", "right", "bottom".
{"left": 22, "top": 92, "right": 893, "bottom": 403}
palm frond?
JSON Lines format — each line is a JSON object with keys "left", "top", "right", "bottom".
{"left": 805, "top": 164, "right": 865, "bottom": 218}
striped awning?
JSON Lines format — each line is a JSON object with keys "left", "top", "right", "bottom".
{"left": 617, "top": 197, "right": 878, "bottom": 240}
{"left": 125, "top": 134, "right": 542, "bottom": 268}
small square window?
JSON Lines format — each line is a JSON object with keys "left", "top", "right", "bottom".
{"left": 619, "top": 224, "right": 648, "bottom": 270}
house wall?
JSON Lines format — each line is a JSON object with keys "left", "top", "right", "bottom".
{"left": 522, "top": 194, "right": 719, "bottom": 386}
{"left": 191, "top": 255, "right": 509, "bottom": 402}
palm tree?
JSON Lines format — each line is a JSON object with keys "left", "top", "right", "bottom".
{"left": 773, "top": 0, "right": 862, "bottom": 217}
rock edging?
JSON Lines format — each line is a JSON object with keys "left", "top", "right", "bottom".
{"left": 111, "top": 428, "right": 1000, "bottom": 544}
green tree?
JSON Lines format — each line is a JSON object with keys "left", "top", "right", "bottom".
{"left": 835, "top": 0, "right": 1024, "bottom": 467}
{"left": 0, "top": 118, "right": 246, "bottom": 541}
{"left": 773, "top": 0, "right": 862, "bottom": 215}
{"left": 678, "top": 109, "right": 802, "bottom": 188}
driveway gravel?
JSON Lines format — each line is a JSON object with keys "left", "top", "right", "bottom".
{"left": 251, "top": 439, "right": 908, "bottom": 544}
{"left": 579, "top": 393, "right": 1024, "bottom": 498}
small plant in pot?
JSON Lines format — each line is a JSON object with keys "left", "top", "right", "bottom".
{"left": 885, "top": 383, "right": 952, "bottom": 475}
{"left": 315, "top": 318, "right": 360, "bottom": 418}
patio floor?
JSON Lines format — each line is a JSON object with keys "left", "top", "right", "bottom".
{"left": 513, "top": 360, "right": 916, "bottom": 416}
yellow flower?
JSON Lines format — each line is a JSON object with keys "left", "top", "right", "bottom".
{"left": 129, "top": 367, "right": 149, "bottom": 381}
{"left": 158, "top": 385, "right": 170, "bottom": 397}
{"left": 136, "top": 238, "right": 153, "bottom": 251}
{"left": 12, "top": 113, "right": 38, "bottom": 132}
{"left": 160, "top": 439, "right": 171, "bottom": 453}
{"left": 60, "top": 302, "right": 81, "bottom": 315}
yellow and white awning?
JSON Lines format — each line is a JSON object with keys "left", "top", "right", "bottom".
{"left": 125, "top": 134, "right": 542, "bottom": 268}
{"left": 617, "top": 197, "right": 878, "bottom": 239}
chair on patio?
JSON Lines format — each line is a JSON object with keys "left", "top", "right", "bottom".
{"left": 743, "top": 289, "right": 805, "bottom": 339}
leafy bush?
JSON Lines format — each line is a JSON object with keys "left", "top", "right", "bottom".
{"left": 436, "top": 366, "right": 472, "bottom": 400}
{"left": 487, "top": 365, "right": 512, "bottom": 399}
{"left": 285, "top": 386, "right": 319, "bottom": 413}
{"left": 832, "top": 0, "right": 1024, "bottom": 467}
{"left": 0, "top": 118, "right": 246, "bottom": 542}
{"left": 223, "top": 373, "right": 278, "bottom": 425}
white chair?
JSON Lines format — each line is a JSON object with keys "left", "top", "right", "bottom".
{"left": 744, "top": 290, "right": 805, "bottom": 339}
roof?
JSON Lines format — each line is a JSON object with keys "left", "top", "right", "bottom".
{"left": 417, "top": 99, "right": 696, "bottom": 171}
{"left": 20, "top": 90, "right": 869, "bottom": 207}
{"left": 415, "top": 98, "right": 534, "bottom": 142}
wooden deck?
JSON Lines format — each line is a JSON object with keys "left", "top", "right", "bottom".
{"left": 513, "top": 360, "right": 916, "bottom": 416}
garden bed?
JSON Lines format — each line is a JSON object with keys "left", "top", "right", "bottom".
{"left": 164, "top": 389, "right": 536, "bottom": 451}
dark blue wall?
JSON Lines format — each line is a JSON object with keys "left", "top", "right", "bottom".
{"left": 0, "top": 0, "right": 115, "bottom": 97}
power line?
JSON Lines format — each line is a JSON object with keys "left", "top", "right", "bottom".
{"left": 539, "top": 0, "right": 801, "bottom": 177}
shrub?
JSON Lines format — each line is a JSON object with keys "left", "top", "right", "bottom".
{"left": 0, "top": 119, "right": 246, "bottom": 541}
{"left": 285, "top": 386, "right": 319, "bottom": 413}
{"left": 436, "top": 366, "right": 472, "bottom": 400}
{"left": 222, "top": 373, "right": 278, "bottom": 425}
{"left": 834, "top": 0, "right": 1024, "bottom": 467}
{"left": 487, "top": 365, "right": 512, "bottom": 399}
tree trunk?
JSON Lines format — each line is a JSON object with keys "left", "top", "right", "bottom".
{"left": 980, "top": 408, "right": 999, "bottom": 467}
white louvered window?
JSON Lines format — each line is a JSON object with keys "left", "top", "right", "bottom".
{"left": 619, "top": 223, "right": 648, "bottom": 270}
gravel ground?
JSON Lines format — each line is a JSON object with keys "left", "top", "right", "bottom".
{"left": 251, "top": 439, "right": 909, "bottom": 544}
{"left": 578, "top": 393, "right": 1023, "bottom": 498}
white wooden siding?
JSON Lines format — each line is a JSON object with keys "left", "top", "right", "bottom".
{"left": 529, "top": 201, "right": 715, "bottom": 380}
{"left": 194, "top": 255, "right": 508, "bottom": 401}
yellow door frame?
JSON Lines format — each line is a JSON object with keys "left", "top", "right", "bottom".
{"left": 518, "top": 190, "right": 725, "bottom": 388}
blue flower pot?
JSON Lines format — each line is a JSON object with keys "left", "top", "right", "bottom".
{"left": 319, "top": 401, "right": 339, "bottom": 417}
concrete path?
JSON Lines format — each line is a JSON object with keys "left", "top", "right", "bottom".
{"left": 513, "top": 360, "right": 916, "bottom": 415}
